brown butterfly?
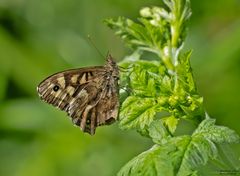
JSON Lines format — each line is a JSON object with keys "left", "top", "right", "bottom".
{"left": 37, "top": 54, "right": 119, "bottom": 135}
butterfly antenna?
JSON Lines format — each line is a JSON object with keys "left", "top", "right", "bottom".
{"left": 87, "top": 35, "right": 106, "bottom": 59}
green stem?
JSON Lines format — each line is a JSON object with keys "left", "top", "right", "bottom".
{"left": 157, "top": 48, "right": 175, "bottom": 71}
{"left": 171, "top": 24, "right": 180, "bottom": 48}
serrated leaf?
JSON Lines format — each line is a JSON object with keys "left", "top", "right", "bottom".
{"left": 117, "top": 145, "right": 176, "bottom": 176}
{"left": 160, "top": 75, "right": 173, "bottom": 93}
{"left": 119, "top": 96, "right": 157, "bottom": 135}
{"left": 193, "top": 118, "right": 240, "bottom": 144}
{"left": 180, "top": 94, "right": 204, "bottom": 121}
{"left": 163, "top": 115, "right": 179, "bottom": 134}
{"left": 129, "top": 70, "right": 157, "bottom": 97}
{"left": 176, "top": 50, "right": 197, "bottom": 93}
{"left": 149, "top": 119, "right": 172, "bottom": 144}
{"left": 176, "top": 136, "right": 218, "bottom": 175}
{"left": 177, "top": 118, "right": 240, "bottom": 175}
{"left": 105, "top": 14, "right": 170, "bottom": 55}
{"left": 118, "top": 136, "right": 195, "bottom": 176}
{"left": 106, "top": 1, "right": 240, "bottom": 175}
{"left": 121, "top": 60, "right": 163, "bottom": 97}
{"left": 135, "top": 118, "right": 240, "bottom": 175}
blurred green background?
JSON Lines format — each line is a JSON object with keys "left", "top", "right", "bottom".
{"left": 0, "top": 0, "right": 239, "bottom": 175}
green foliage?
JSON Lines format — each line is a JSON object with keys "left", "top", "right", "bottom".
{"left": 192, "top": 118, "right": 240, "bottom": 144}
{"left": 118, "top": 119, "right": 240, "bottom": 176}
{"left": 0, "top": 0, "right": 240, "bottom": 176}
{"left": 120, "top": 96, "right": 157, "bottom": 135}
{"left": 106, "top": 0, "right": 240, "bottom": 175}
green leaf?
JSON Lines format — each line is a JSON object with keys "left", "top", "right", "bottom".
{"left": 119, "top": 60, "right": 165, "bottom": 97}
{"left": 193, "top": 118, "right": 240, "bottom": 144}
{"left": 121, "top": 118, "right": 240, "bottom": 176}
{"left": 119, "top": 96, "right": 157, "bottom": 135}
{"left": 179, "top": 95, "right": 204, "bottom": 121}
{"left": 106, "top": 1, "right": 240, "bottom": 175}
{"left": 176, "top": 50, "right": 196, "bottom": 93}
{"left": 105, "top": 13, "right": 170, "bottom": 55}
{"left": 117, "top": 145, "right": 176, "bottom": 176}
{"left": 117, "top": 136, "right": 196, "bottom": 176}
{"left": 177, "top": 118, "right": 240, "bottom": 175}
{"left": 176, "top": 136, "right": 217, "bottom": 175}
{"left": 162, "top": 115, "right": 179, "bottom": 134}
{"left": 149, "top": 119, "right": 172, "bottom": 144}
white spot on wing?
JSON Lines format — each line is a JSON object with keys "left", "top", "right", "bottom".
{"left": 80, "top": 73, "right": 86, "bottom": 84}
{"left": 71, "top": 74, "right": 79, "bottom": 84}
{"left": 57, "top": 77, "right": 65, "bottom": 88}
{"left": 66, "top": 86, "right": 75, "bottom": 96}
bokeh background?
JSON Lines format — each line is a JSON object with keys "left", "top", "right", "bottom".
{"left": 0, "top": 0, "right": 239, "bottom": 175}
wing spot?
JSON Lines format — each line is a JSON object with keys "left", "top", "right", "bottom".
{"left": 57, "top": 77, "right": 65, "bottom": 88}
{"left": 79, "top": 73, "right": 86, "bottom": 84}
{"left": 71, "top": 74, "right": 79, "bottom": 84}
{"left": 66, "top": 86, "right": 75, "bottom": 96}
{"left": 53, "top": 85, "right": 60, "bottom": 92}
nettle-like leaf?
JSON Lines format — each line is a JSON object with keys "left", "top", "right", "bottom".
{"left": 149, "top": 119, "right": 173, "bottom": 144}
{"left": 117, "top": 144, "right": 176, "bottom": 176}
{"left": 176, "top": 50, "right": 196, "bottom": 93}
{"left": 118, "top": 59, "right": 185, "bottom": 135}
{"left": 110, "top": 0, "right": 203, "bottom": 134}
{"left": 119, "top": 60, "right": 165, "bottom": 96}
{"left": 118, "top": 54, "right": 204, "bottom": 134}
{"left": 106, "top": 0, "right": 240, "bottom": 175}
{"left": 177, "top": 118, "right": 240, "bottom": 175}
{"left": 119, "top": 96, "right": 158, "bottom": 135}
{"left": 192, "top": 118, "right": 240, "bottom": 144}
{"left": 118, "top": 119, "right": 240, "bottom": 176}
{"left": 105, "top": 16, "right": 169, "bottom": 54}
{"left": 162, "top": 115, "right": 179, "bottom": 134}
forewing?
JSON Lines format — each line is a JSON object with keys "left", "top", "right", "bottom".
{"left": 37, "top": 67, "right": 105, "bottom": 130}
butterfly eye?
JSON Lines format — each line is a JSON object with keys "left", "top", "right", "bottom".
{"left": 53, "top": 85, "right": 60, "bottom": 92}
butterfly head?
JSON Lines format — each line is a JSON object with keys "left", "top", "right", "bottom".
{"left": 105, "top": 54, "right": 119, "bottom": 79}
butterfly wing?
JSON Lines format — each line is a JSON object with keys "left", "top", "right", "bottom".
{"left": 82, "top": 78, "right": 119, "bottom": 134}
{"left": 37, "top": 66, "right": 104, "bottom": 110}
{"left": 37, "top": 65, "right": 119, "bottom": 135}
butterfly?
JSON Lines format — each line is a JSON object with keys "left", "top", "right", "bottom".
{"left": 37, "top": 54, "right": 119, "bottom": 135}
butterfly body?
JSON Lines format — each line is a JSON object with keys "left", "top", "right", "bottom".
{"left": 37, "top": 55, "right": 119, "bottom": 135}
